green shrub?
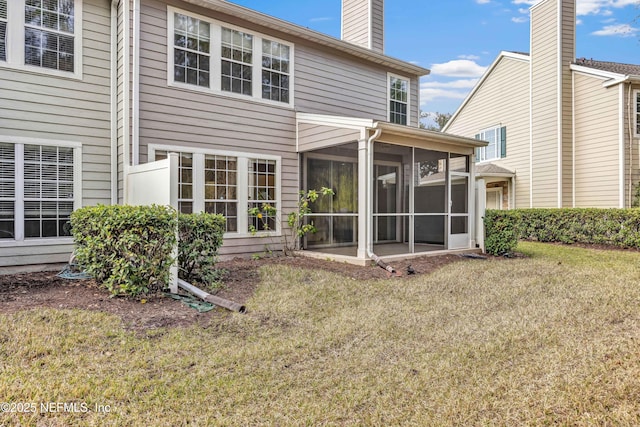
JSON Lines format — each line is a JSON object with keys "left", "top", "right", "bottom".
{"left": 484, "top": 210, "right": 520, "bottom": 255}
{"left": 178, "top": 212, "right": 226, "bottom": 289}
{"left": 484, "top": 208, "right": 640, "bottom": 255}
{"left": 71, "top": 204, "right": 177, "bottom": 297}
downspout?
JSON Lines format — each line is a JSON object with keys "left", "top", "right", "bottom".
{"left": 132, "top": 0, "right": 140, "bottom": 165}
{"left": 110, "top": 0, "right": 119, "bottom": 204}
{"left": 628, "top": 83, "right": 634, "bottom": 207}
{"left": 122, "top": 0, "right": 131, "bottom": 202}
{"left": 366, "top": 124, "right": 400, "bottom": 276}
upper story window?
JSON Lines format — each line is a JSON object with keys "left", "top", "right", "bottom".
{"left": 168, "top": 8, "right": 294, "bottom": 107}
{"left": 475, "top": 126, "right": 507, "bottom": 162}
{"left": 0, "top": 0, "right": 81, "bottom": 78}
{"left": 262, "top": 39, "right": 290, "bottom": 103}
{"left": 173, "top": 14, "right": 210, "bottom": 88}
{"left": 635, "top": 90, "right": 640, "bottom": 137}
{"left": 388, "top": 74, "right": 409, "bottom": 125}
{"left": 221, "top": 28, "right": 253, "bottom": 96}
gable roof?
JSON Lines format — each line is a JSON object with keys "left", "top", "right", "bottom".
{"left": 181, "top": 0, "right": 431, "bottom": 77}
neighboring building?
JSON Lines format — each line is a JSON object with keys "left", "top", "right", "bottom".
{"left": 1, "top": 0, "right": 485, "bottom": 268}
{"left": 444, "top": 0, "right": 640, "bottom": 210}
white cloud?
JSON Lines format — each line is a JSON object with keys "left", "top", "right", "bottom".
{"left": 420, "top": 88, "right": 470, "bottom": 103}
{"left": 591, "top": 23, "right": 639, "bottom": 36}
{"left": 309, "top": 17, "right": 333, "bottom": 22}
{"left": 458, "top": 54, "right": 480, "bottom": 60}
{"left": 430, "top": 60, "right": 488, "bottom": 78}
{"left": 420, "top": 79, "right": 480, "bottom": 103}
{"left": 512, "top": 0, "right": 638, "bottom": 16}
{"left": 476, "top": 0, "right": 491, "bottom": 3}
{"left": 422, "top": 79, "right": 480, "bottom": 89}
{"left": 512, "top": 16, "right": 528, "bottom": 23}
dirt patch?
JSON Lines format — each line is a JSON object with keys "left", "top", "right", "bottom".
{"left": 0, "top": 253, "right": 470, "bottom": 331}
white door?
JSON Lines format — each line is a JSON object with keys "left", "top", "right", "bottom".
{"left": 486, "top": 188, "right": 503, "bottom": 210}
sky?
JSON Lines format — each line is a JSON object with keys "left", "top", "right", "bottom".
{"left": 228, "top": 0, "right": 640, "bottom": 123}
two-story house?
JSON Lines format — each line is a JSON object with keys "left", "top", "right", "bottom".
{"left": 1, "top": 0, "right": 485, "bottom": 269}
{"left": 444, "top": 0, "right": 640, "bottom": 210}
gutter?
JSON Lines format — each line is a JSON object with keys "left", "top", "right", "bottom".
{"left": 180, "top": 0, "right": 429, "bottom": 77}
{"left": 366, "top": 124, "right": 400, "bottom": 276}
{"left": 603, "top": 74, "right": 640, "bottom": 88}
{"left": 132, "top": 0, "right": 140, "bottom": 165}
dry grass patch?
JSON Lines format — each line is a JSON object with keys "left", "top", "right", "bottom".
{"left": 1, "top": 242, "right": 639, "bottom": 425}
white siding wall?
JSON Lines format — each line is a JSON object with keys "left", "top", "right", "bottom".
{"left": 0, "top": 0, "right": 113, "bottom": 266}
{"left": 342, "top": 0, "right": 370, "bottom": 49}
{"left": 624, "top": 83, "right": 640, "bottom": 207}
{"left": 573, "top": 73, "right": 620, "bottom": 207}
{"left": 530, "top": 0, "right": 560, "bottom": 207}
{"left": 445, "top": 56, "right": 531, "bottom": 208}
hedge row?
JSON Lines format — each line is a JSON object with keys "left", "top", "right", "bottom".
{"left": 71, "top": 205, "right": 225, "bottom": 297}
{"left": 484, "top": 208, "right": 640, "bottom": 255}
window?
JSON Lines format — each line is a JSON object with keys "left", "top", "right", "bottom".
{"left": 1, "top": 0, "right": 80, "bottom": 76}
{"left": 0, "top": 1, "right": 7, "bottom": 62}
{"left": 204, "top": 154, "right": 237, "bottom": 232}
{"left": 248, "top": 159, "right": 277, "bottom": 231}
{"left": 635, "top": 90, "right": 640, "bottom": 137}
{"left": 475, "top": 126, "right": 506, "bottom": 162}
{"left": 0, "top": 141, "right": 79, "bottom": 241}
{"left": 168, "top": 7, "right": 294, "bottom": 106}
{"left": 221, "top": 28, "right": 252, "bottom": 96}
{"left": 154, "top": 147, "right": 280, "bottom": 236}
{"left": 261, "top": 39, "right": 290, "bottom": 103}
{"left": 389, "top": 74, "right": 409, "bottom": 125}
{"left": 173, "top": 13, "right": 210, "bottom": 88}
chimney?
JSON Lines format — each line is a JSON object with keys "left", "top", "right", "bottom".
{"left": 341, "top": 0, "right": 384, "bottom": 53}
{"left": 530, "top": 0, "right": 575, "bottom": 207}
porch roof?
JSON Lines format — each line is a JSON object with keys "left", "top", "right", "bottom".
{"left": 296, "top": 113, "right": 488, "bottom": 154}
{"left": 375, "top": 122, "right": 488, "bottom": 150}
{"left": 475, "top": 163, "right": 516, "bottom": 178}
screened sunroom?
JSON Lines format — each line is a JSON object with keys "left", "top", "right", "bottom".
{"left": 297, "top": 114, "right": 487, "bottom": 264}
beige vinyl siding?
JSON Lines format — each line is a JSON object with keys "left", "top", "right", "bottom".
{"left": 573, "top": 73, "right": 620, "bottom": 207}
{"left": 370, "top": 0, "right": 384, "bottom": 53}
{"left": 445, "top": 56, "right": 531, "bottom": 208}
{"left": 0, "top": 0, "right": 112, "bottom": 266}
{"left": 342, "top": 0, "right": 370, "bottom": 49}
{"left": 297, "top": 124, "right": 361, "bottom": 152}
{"left": 0, "top": 244, "right": 76, "bottom": 267}
{"left": 295, "top": 47, "right": 389, "bottom": 121}
{"left": 625, "top": 83, "right": 640, "bottom": 207}
{"left": 531, "top": 0, "right": 560, "bottom": 207}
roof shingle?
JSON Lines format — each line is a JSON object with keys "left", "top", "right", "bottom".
{"left": 573, "top": 58, "right": 640, "bottom": 76}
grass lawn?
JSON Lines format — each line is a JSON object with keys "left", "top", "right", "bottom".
{"left": 1, "top": 242, "right": 640, "bottom": 426}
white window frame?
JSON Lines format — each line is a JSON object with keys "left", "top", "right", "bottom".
{"left": 0, "top": 0, "right": 83, "bottom": 80}
{"left": 476, "top": 126, "right": 501, "bottom": 163}
{"left": 634, "top": 89, "right": 640, "bottom": 138}
{"left": 0, "top": 136, "right": 82, "bottom": 247}
{"left": 387, "top": 72, "right": 410, "bottom": 126}
{"left": 149, "top": 144, "right": 282, "bottom": 239}
{"left": 167, "top": 6, "right": 294, "bottom": 108}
